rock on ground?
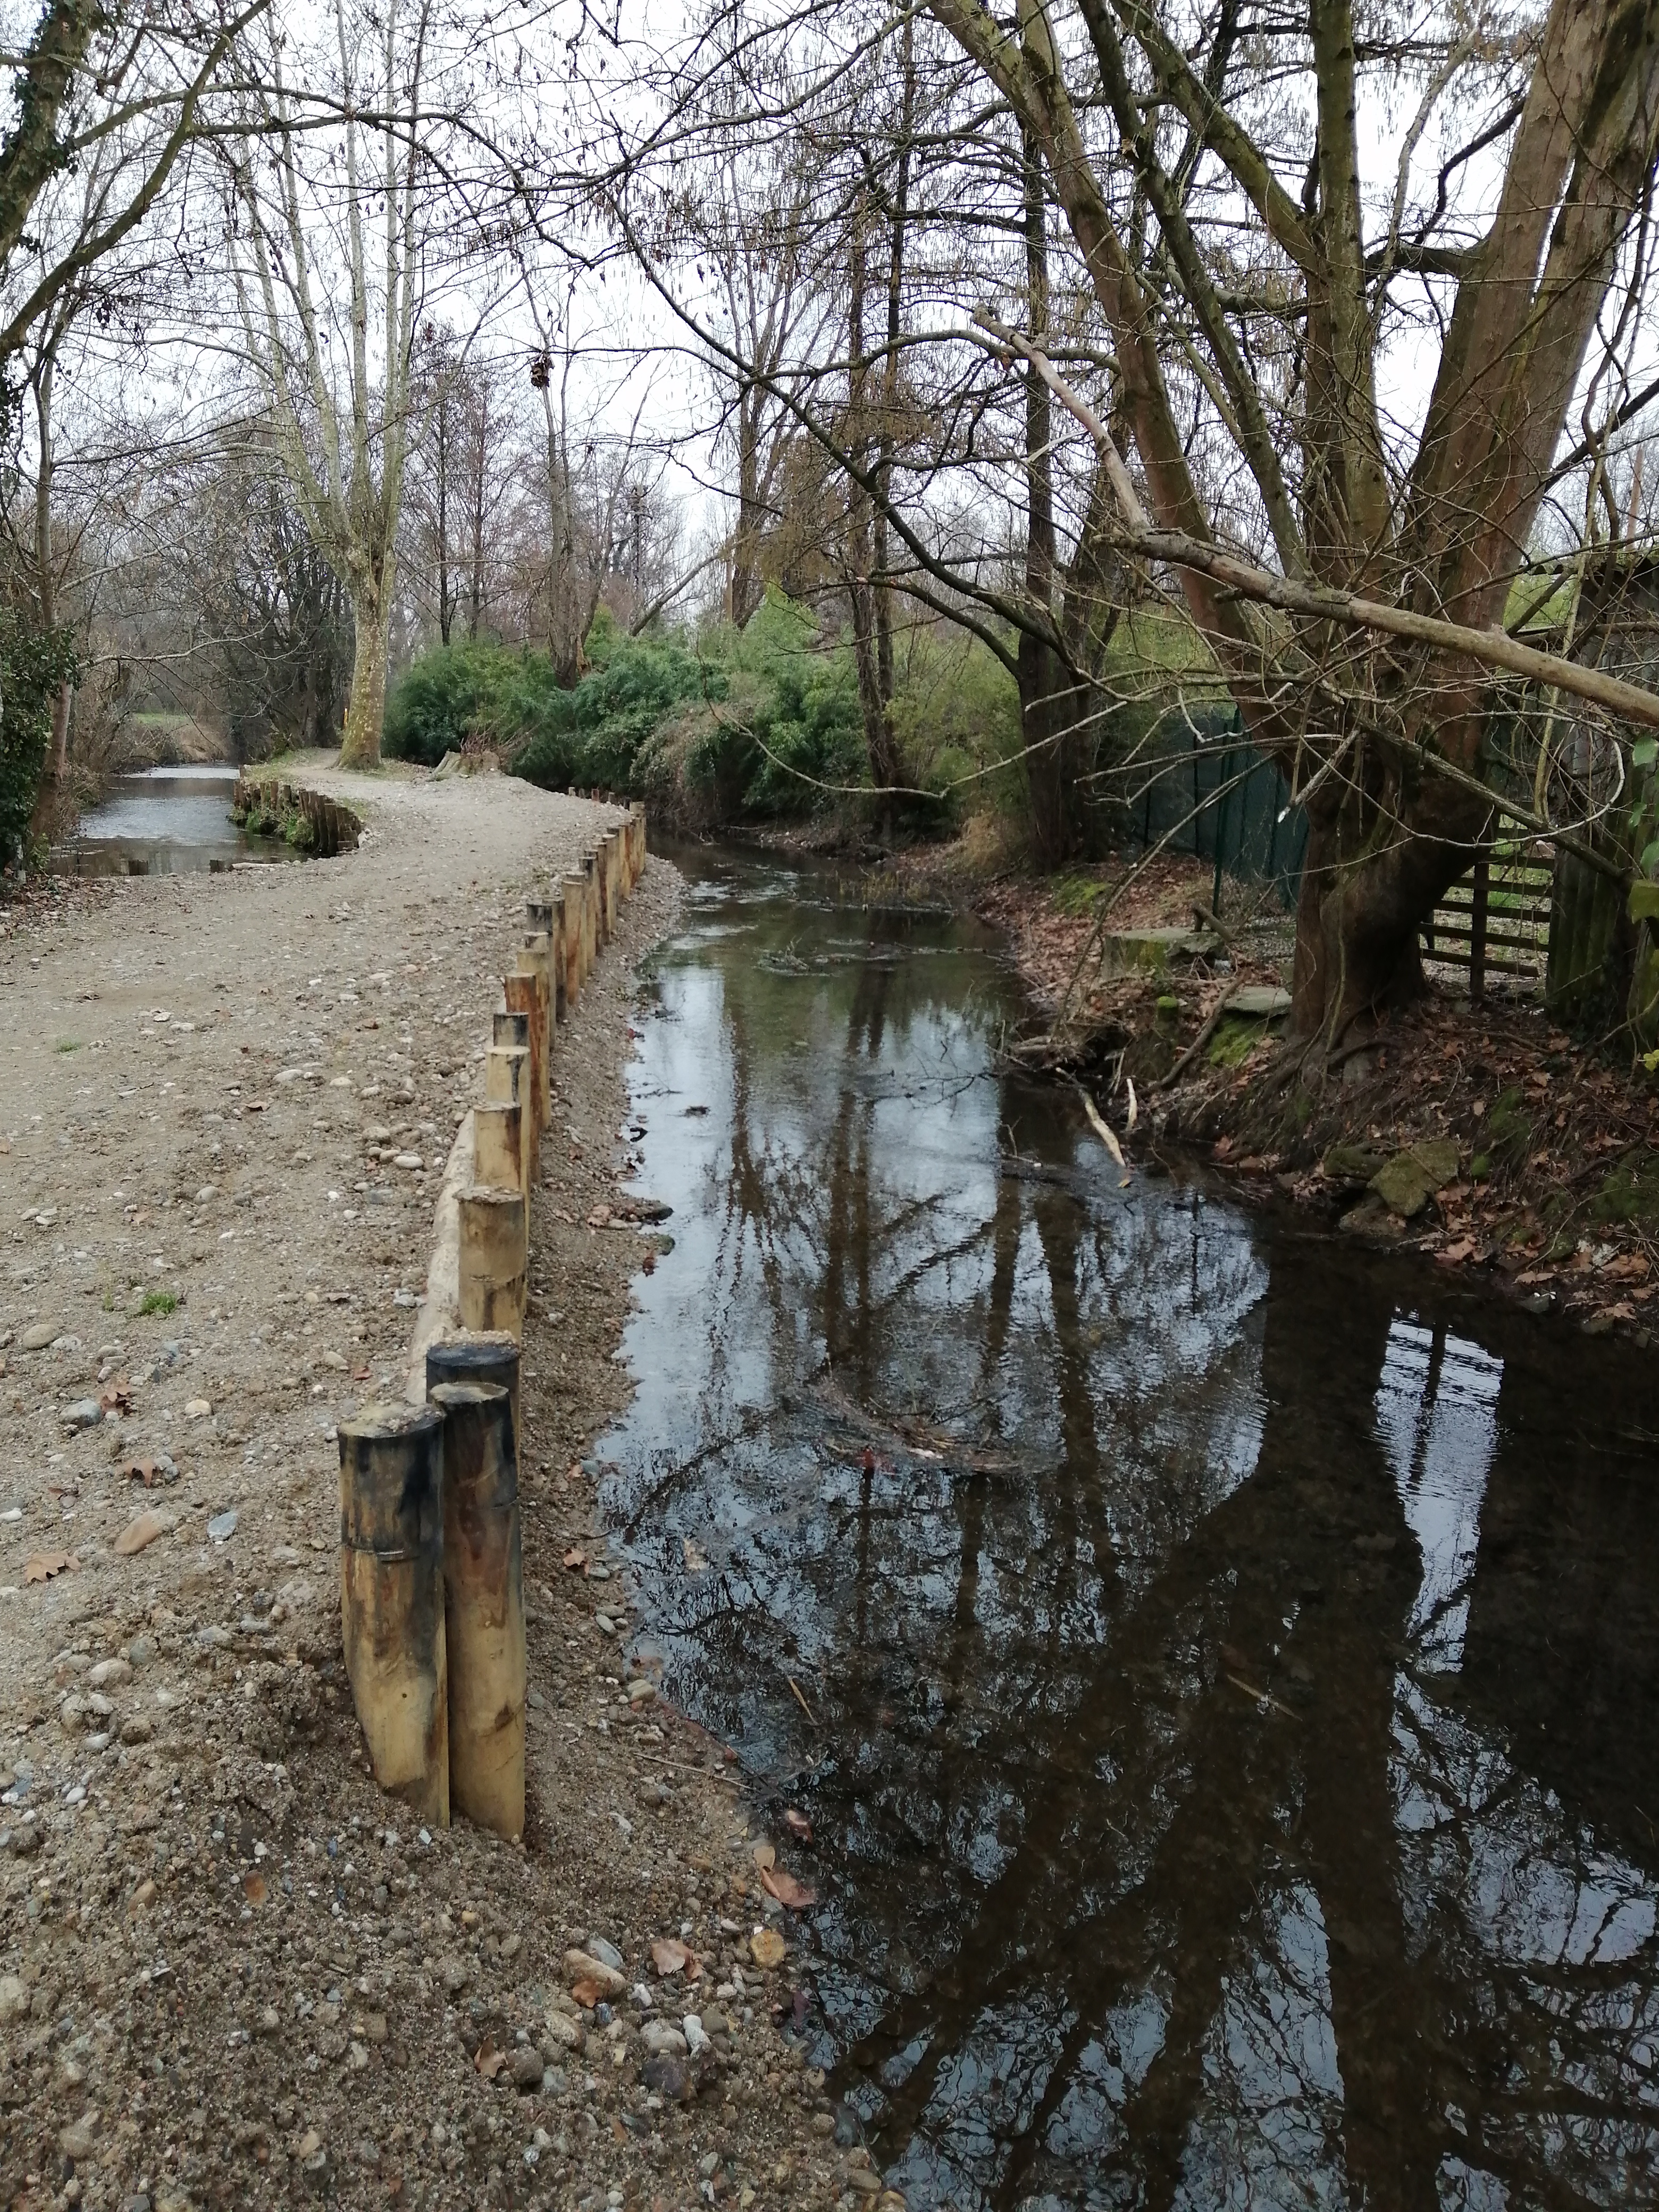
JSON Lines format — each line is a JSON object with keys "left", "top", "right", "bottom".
{"left": 0, "top": 769, "right": 850, "bottom": 2212}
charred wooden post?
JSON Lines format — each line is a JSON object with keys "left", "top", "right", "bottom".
{"left": 458, "top": 1186, "right": 527, "bottom": 1338}
{"left": 492, "top": 1009, "right": 529, "bottom": 1053}
{"left": 473, "top": 1100, "right": 524, "bottom": 1197}
{"left": 425, "top": 1333, "right": 521, "bottom": 1463}
{"left": 502, "top": 968, "right": 547, "bottom": 1134}
{"left": 338, "top": 1401, "right": 449, "bottom": 1825}
{"left": 430, "top": 1380, "right": 525, "bottom": 1841}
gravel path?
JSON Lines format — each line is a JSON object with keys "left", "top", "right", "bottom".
{"left": 0, "top": 772, "right": 861, "bottom": 2212}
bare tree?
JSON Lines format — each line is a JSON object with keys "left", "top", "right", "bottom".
{"left": 223, "top": 0, "right": 434, "bottom": 766}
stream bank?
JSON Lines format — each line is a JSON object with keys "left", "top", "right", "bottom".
{"left": 879, "top": 834, "right": 1659, "bottom": 1343}
{"left": 0, "top": 773, "right": 843, "bottom": 2212}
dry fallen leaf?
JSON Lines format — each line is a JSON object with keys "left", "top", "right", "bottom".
{"left": 242, "top": 1870, "right": 267, "bottom": 1906}
{"left": 569, "top": 1978, "right": 603, "bottom": 2010}
{"left": 474, "top": 2043, "right": 507, "bottom": 2081}
{"left": 563, "top": 1547, "right": 587, "bottom": 1571}
{"left": 759, "top": 1865, "right": 817, "bottom": 1911}
{"left": 752, "top": 1841, "right": 775, "bottom": 1872}
{"left": 650, "top": 1938, "right": 691, "bottom": 1977}
{"left": 23, "top": 1551, "right": 78, "bottom": 1583}
{"left": 749, "top": 1928, "right": 786, "bottom": 1970}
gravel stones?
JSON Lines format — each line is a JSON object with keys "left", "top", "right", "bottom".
{"left": 565, "top": 1946, "right": 626, "bottom": 1998}
{"left": 19, "top": 1321, "right": 61, "bottom": 1352}
{"left": 114, "top": 1507, "right": 174, "bottom": 1556}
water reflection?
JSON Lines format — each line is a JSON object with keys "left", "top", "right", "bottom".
{"left": 56, "top": 765, "right": 295, "bottom": 874}
{"left": 598, "top": 845, "right": 1659, "bottom": 2208}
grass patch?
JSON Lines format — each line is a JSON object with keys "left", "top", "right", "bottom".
{"left": 137, "top": 1288, "right": 178, "bottom": 1317}
{"left": 55, "top": 1038, "right": 81, "bottom": 1053}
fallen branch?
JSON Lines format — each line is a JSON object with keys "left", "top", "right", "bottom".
{"left": 1155, "top": 983, "right": 1243, "bottom": 1091}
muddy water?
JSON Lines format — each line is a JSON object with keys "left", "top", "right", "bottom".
{"left": 597, "top": 843, "right": 1659, "bottom": 2210}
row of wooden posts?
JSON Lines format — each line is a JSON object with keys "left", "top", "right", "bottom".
{"left": 336, "top": 805, "right": 649, "bottom": 1841}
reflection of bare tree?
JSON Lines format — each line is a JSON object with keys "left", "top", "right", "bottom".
{"left": 609, "top": 857, "right": 1659, "bottom": 2207}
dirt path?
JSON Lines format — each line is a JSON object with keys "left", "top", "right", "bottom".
{"left": 0, "top": 772, "right": 862, "bottom": 2212}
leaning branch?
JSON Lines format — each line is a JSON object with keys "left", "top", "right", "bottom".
{"left": 972, "top": 309, "right": 1659, "bottom": 738}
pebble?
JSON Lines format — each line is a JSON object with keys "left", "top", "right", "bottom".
{"left": 510, "top": 2046, "right": 546, "bottom": 2090}
{"left": 20, "top": 1321, "right": 61, "bottom": 1352}
{"left": 393, "top": 1153, "right": 423, "bottom": 1171}
{"left": 183, "top": 1398, "right": 212, "bottom": 1420}
{"left": 87, "top": 1657, "right": 131, "bottom": 1689}
{"left": 682, "top": 2014, "right": 710, "bottom": 2053}
{"left": 114, "top": 1513, "right": 173, "bottom": 1566}
{"left": 641, "top": 2021, "right": 687, "bottom": 2057}
{"left": 540, "top": 2010, "right": 583, "bottom": 2053}
{"left": 564, "top": 1947, "right": 626, "bottom": 1998}
{"left": 585, "top": 1934, "right": 626, "bottom": 1974}
{"left": 62, "top": 1399, "right": 102, "bottom": 1430}
{"left": 207, "top": 1510, "right": 239, "bottom": 1542}
{"left": 641, "top": 2053, "right": 692, "bottom": 2102}
{"left": 127, "top": 1636, "right": 157, "bottom": 1668}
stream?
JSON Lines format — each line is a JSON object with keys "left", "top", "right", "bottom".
{"left": 597, "top": 840, "right": 1659, "bottom": 2210}
{"left": 57, "top": 764, "right": 298, "bottom": 874}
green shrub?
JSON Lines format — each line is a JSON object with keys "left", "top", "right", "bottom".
{"left": 0, "top": 615, "right": 77, "bottom": 862}
{"left": 383, "top": 641, "right": 520, "bottom": 766}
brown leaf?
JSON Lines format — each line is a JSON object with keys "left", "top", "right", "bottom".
{"left": 752, "top": 1841, "right": 775, "bottom": 1871}
{"left": 749, "top": 1928, "right": 786, "bottom": 1970}
{"left": 569, "top": 1978, "right": 603, "bottom": 2011}
{"left": 586, "top": 1204, "right": 613, "bottom": 1229}
{"left": 759, "top": 1865, "right": 817, "bottom": 1911}
{"left": 99, "top": 1379, "right": 133, "bottom": 1415}
{"left": 474, "top": 2042, "right": 507, "bottom": 2081}
{"left": 242, "top": 1870, "right": 268, "bottom": 1906}
{"left": 123, "top": 1457, "right": 162, "bottom": 1487}
{"left": 23, "top": 1551, "right": 78, "bottom": 1583}
{"left": 783, "top": 1808, "right": 812, "bottom": 1842}
{"left": 563, "top": 1547, "right": 587, "bottom": 1571}
{"left": 650, "top": 1938, "right": 691, "bottom": 1977}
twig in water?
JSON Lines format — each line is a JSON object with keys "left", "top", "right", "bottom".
{"left": 785, "top": 1673, "right": 819, "bottom": 1727}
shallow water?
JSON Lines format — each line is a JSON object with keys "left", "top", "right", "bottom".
{"left": 58, "top": 765, "right": 295, "bottom": 874}
{"left": 597, "top": 842, "right": 1659, "bottom": 2210}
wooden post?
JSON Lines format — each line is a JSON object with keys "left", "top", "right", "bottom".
{"left": 338, "top": 1402, "right": 449, "bottom": 1826}
{"left": 430, "top": 1380, "right": 525, "bottom": 1841}
{"left": 458, "top": 1186, "right": 526, "bottom": 1339}
{"left": 425, "top": 1333, "right": 521, "bottom": 1465}
{"left": 521, "top": 931, "right": 556, "bottom": 1077}
{"left": 485, "top": 1043, "right": 532, "bottom": 1189}
{"left": 502, "top": 969, "right": 547, "bottom": 1133}
{"left": 492, "top": 1009, "right": 529, "bottom": 1053}
{"left": 1470, "top": 852, "right": 1489, "bottom": 1003}
{"left": 528, "top": 899, "right": 567, "bottom": 1021}
{"left": 563, "top": 875, "right": 586, "bottom": 1002}
{"left": 474, "top": 1101, "right": 524, "bottom": 1197}
{"left": 598, "top": 834, "right": 617, "bottom": 943}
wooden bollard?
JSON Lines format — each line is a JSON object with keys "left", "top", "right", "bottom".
{"left": 485, "top": 1042, "right": 532, "bottom": 1188}
{"left": 430, "top": 1380, "right": 525, "bottom": 1841}
{"left": 521, "top": 931, "right": 556, "bottom": 1075}
{"left": 563, "top": 875, "right": 586, "bottom": 1001}
{"left": 630, "top": 805, "right": 646, "bottom": 886}
{"left": 597, "top": 835, "right": 617, "bottom": 944}
{"left": 502, "top": 968, "right": 548, "bottom": 1133}
{"left": 492, "top": 1009, "right": 529, "bottom": 1052}
{"left": 458, "top": 1186, "right": 526, "bottom": 1339}
{"left": 338, "top": 1401, "right": 449, "bottom": 1826}
{"left": 582, "top": 852, "right": 600, "bottom": 967}
{"left": 474, "top": 1100, "right": 524, "bottom": 1200}
{"left": 425, "top": 1332, "right": 520, "bottom": 1464}
{"left": 527, "top": 899, "right": 568, "bottom": 1022}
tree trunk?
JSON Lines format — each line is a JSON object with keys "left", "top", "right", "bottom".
{"left": 1021, "top": 138, "right": 1097, "bottom": 872}
{"left": 731, "top": 389, "right": 763, "bottom": 628}
{"left": 1289, "top": 742, "right": 1488, "bottom": 1037}
{"left": 340, "top": 579, "right": 390, "bottom": 768}
{"left": 848, "top": 197, "right": 901, "bottom": 806}
{"left": 436, "top": 395, "right": 451, "bottom": 648}
{"left": 874, "top": 17, "right": 916, "bottom": 718}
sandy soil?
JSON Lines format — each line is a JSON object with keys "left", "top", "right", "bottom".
{"left": 0, "top": 772, "right": 873, "bottom": 2212}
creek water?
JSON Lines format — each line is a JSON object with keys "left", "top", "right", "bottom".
{"left": 598, "top": 842, "right": 1659, "bottom": 2210}
{"left": 57, "top": 764, "right": 296, "bottom": 874}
